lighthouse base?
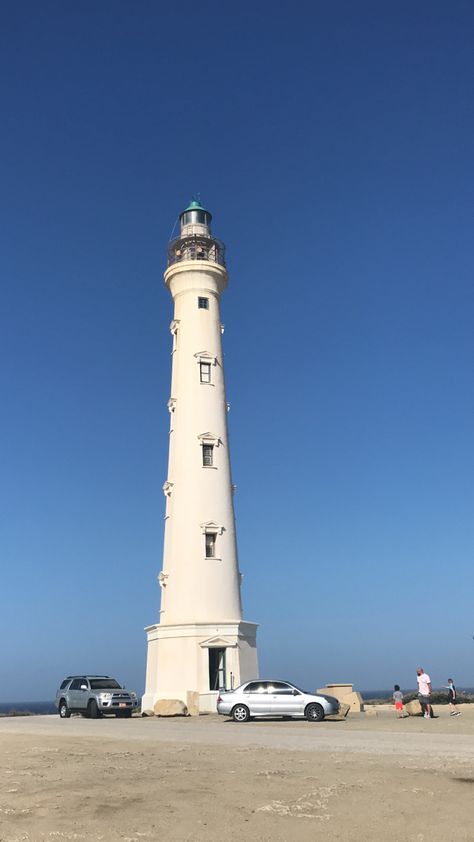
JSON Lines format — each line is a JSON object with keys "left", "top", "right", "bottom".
{"left": 142, "top": 621, "right": 259, "bottom": 714}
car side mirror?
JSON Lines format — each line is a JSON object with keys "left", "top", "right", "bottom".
{"left": 80, "top": 685, "right": 87, "bottom": 691}
{"left": 293, "top": 689, "right": 299, "bottom": 695}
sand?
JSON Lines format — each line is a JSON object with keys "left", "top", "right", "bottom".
{"left": 0, "top": 706, "right": 473, "bottom": 841}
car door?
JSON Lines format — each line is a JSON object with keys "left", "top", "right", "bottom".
{"left": 242, "top": 681, "right": 271, "bottom": 716}
{"left": 67, "top": 678, "right": 83, "bottom": 710}
{"left": 70, "top": 677, "right": 89, "bottom": 711}
{"left": 269, "top": 682, "right": 305, "bottom": 717}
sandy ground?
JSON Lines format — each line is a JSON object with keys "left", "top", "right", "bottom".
{"left": 0, "top": 706, "right": 473, "bottom": 842}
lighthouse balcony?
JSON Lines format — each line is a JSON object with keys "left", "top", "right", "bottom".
{"left": 167, "top": 235, "right": 226, "bottom": 268}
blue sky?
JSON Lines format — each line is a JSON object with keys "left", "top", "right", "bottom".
{"left": 1, "top": 1, "right": 473, "bottom": 701}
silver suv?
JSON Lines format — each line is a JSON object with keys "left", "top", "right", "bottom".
{"left": 55, "top": 675, "right": 139, "bottom": 719}
{"left": 217, "top": 680, "right": 340, "bottom": 722}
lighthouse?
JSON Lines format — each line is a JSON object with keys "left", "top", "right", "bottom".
{"left": 142, "top": 199, "right": 259, "bottom": 713}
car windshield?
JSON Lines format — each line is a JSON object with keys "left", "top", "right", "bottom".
{"left": 290, "top": 684, "right": 310, "bottom": 694}
{"left": 89, "top": 679, "right": 122, "bottom": 690}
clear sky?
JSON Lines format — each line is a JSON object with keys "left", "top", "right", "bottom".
{"left": 1, "top": 1, "right": 473, "bottom": 701}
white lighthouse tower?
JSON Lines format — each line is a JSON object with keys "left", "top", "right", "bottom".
{"left": 142, "top": 199, "right": 259, "bottom": 714}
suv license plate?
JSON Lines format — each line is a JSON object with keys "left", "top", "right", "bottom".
{"left": 119, "top": 703, "right": 126, "bottom": 708}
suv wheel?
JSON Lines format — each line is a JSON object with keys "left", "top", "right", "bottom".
{"left": 88, "top": 700, "right": 100, "bottom": 719}
{"left": 58, "top": 700, "right": 71, "bottom": 719}
{"left": 232, "top": 704, "right": 250, "bottom": 723}
{"left": 305, "top": 703, "right": 324, "bottom": 722}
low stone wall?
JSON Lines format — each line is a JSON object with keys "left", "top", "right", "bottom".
{"left": 317, "top": 683, "right": 364, "bottom": 713}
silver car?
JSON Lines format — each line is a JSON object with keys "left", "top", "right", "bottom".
{"left": 217, "top": 680, "right": 340, "bottom": 722}
{"left": 55, "top": 675, "right": 139, "bottom": 719}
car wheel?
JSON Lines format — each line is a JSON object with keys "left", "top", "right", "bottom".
{"left": 88, "top": 700, "right": 100, "bottom": 719}
{"left": 232, "top": 704, "right": 250, "bottom": 723}
{"left": 305, "top": 703, "right": 325, "bottom": 722}
{"left": 59, "top": 700, "right": 71, "bottom": 719}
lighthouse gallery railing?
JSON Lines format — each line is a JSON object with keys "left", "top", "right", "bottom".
{"left": 167, "top": 235, "right": 226, "bottom": 268}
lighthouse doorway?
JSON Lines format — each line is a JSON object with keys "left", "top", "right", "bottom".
{"left": 209, "top": 647, "right": 226, "bottom": 691}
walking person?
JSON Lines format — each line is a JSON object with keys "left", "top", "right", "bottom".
{"left": 416, "top": 667, "right": 432, "bottom": 719}
{"left": 393, "top": 685, "right": 406, "bottom": 718}
{"left": 445, "top": 678, "right": 461, "bottom": 716}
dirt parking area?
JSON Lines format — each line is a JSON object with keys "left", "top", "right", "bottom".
{"left": 0, "top": 707, "right": 473, "bottom": 841}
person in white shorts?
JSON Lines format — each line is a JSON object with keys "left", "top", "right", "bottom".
{"left": 416, "top": 667, "right": 432, "bottom": 719}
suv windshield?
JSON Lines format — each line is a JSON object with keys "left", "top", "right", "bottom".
{"left": 89, "top": 679, "right": 122, "bottom": 690}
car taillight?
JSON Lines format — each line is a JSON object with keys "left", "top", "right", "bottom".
{"left": 217, "top": 695, "right": 222, "bottom": 703}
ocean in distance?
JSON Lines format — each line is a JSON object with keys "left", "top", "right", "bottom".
{"left": 0, "top": 701, "right": 57, "bottom": 715}
{"left": 2, "top": 689, "right": 474, "bottom": 715}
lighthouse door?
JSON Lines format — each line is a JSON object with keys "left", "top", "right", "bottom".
{"left": 209, "top": 648, "right": 227, "bottom": 691}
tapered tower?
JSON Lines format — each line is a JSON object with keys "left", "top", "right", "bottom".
{"left": 142, "top": 200, "right": 258, "bottom": 713}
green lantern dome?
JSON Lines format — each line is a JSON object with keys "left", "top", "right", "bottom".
{"left": 179, "top": 197, "right": 212, "bottom": 229}
{"left": 183, "top": 198, "right": 206, "bottom": 212}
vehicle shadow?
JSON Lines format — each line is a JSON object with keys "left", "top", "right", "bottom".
{"left": 223, "top": 716, "right": 345, "bottom": 724}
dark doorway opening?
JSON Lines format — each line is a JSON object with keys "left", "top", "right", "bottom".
{"left": 209, "top": 648, "right": 226, "bottom": 691}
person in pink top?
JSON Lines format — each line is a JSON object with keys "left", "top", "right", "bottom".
{"left": 416, "top": 667, "right": 432, "bottom": 719}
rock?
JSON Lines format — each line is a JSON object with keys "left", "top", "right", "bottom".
{"left": 405, "top": 699, "right": 422, "bottom": 716}
{"left": 364, "top": 705, "right": 378, "bottom": 717}
{"left": 141, "top": 709, "right": 155, "bottom": 717}
{"left": 153, "top": 699, "right": 188, "bottom": 717}
{"left": 186, "top": 691, "right": 200, "bottom": 717}
{"left": 338, "top": 702, "right": 351, "bottom": 718}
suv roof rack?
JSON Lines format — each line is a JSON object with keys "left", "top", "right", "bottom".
{"left": 63, "top": 674, "right": 110, "bottom": 679}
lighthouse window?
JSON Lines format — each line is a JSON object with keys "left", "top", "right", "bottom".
{"left": 198, "top": 297, "right": 209, "bottom": 309}
{"left": 200, "top": 362, "right": 211, "bottom": 384}
{"left": 202, "top": 444, "right": 214, "bottom": 467}
{"left": 205, "top": 532, "right": 217, "bottom": 558}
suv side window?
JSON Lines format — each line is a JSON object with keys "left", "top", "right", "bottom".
{"left": 60, "top": 679, "right": 71, "bottom": 690}
{"left": 70, "top": 678, "right": 87, "bottom": 690}
{"left": 244, "top": 682, "right": 270, "bottom": 694}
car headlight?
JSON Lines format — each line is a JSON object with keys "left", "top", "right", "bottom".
{"left": 99, "top": 693, "right": 112, "bottom": 700}
{"left": 130, "top": 692, "right": 137, "bottom": 698}
{"left": 321, "top": 695, "right": 339, "bottom": 706}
